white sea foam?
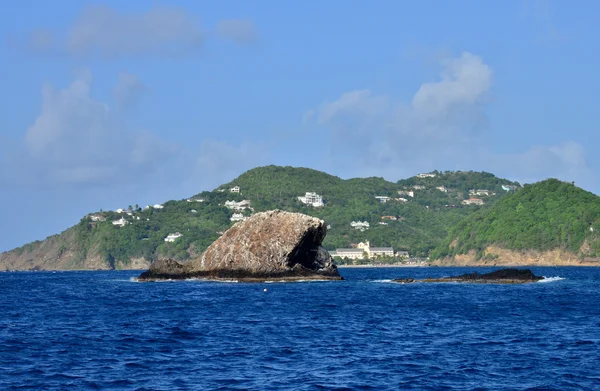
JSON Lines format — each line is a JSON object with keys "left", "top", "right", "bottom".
{"left": 264, "top": 279, "right": 334, "bottom": 283}
{"left": 372, "top": 279, "right": 395, "bottom": 283}
{"left": 538, "top": 276, "right": 566, "bottom": 283}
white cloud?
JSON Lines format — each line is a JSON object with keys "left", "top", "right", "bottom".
{"left": 7, "top": 71, "right": 177, "bottom": 186}
{"left": 305, "top": 51, "right": 593, "bottom": 188}
{"left": 113, "top": 72, "right": 145, "bottom": 110}
{"left": 26, "top": 5, "right": 204, "bottom": 58}
{"left": 215, "top": 19, "right": 258, "bottom": 45}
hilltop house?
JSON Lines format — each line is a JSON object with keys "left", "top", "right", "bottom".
{"left": 502, "top": 185, "right": 518, "bottom": 191}
{"left": 89, "top": 215, "right": 106, "bottom": 222}
{"left": 412, "top": 185, "right": 426, "bottom": 190}
{"left": 153, "top": 204, "right": 164, "bottom": 209}
{"left": 164, "top": 232, "right": 183, "bottom": 242}
{"left": 350, "top": 221, "right": 370, "bottom": 231}
{"left": 330, "top": 241, "right": 394, "bottom": 260}
{"left": 462, "top": 198, "right": 484, "bottom": 206}
{"left": 112, "top": 217, "right": 128, "bottom": 227}
{"left": 230, "top": 186, "right": 240, "bottom": 193}
{"left": 416, "top": 173, "right": 436, "bottom": 178}
{"left": 298, "top": 192, "right": 324, "bottom": 207}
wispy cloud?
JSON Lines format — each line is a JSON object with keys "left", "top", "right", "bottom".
{"left": 305, "top": 51, "right": 593, "bottom": 189}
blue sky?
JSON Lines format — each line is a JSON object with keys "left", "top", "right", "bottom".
{"left": 1, "top": 0, "right": 598, "bottom": 251}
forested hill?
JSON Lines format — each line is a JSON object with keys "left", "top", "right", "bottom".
{"left": 431, "top": 179, "right": 600, "bottom": 262}
{"left": 1, "top": 165, "right": 520, "bottom": 270}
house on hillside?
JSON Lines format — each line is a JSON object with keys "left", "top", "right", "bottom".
{"left": 502, "top": 185, "right": 518, "bottom": 191}
{"left": 89, "top": 215, "right": 106, "bottom": 222}
{"left": 225, "top": 200, "right": 251, "bottom": 211}
{"left": 398, "top": 190, "right": 414, "bottom": 198}
{"left": 436, "top": 186, "right": 448, "bottom": 193}
{"left": 230, "top": 186, "right": 240, "bottom": 193}
{"left": 412, "top": 185, "right": 426, "bottom": 190}
{"left": 112, "top": 217, "right": 128, "bottom": 227}
{"left": 396, "top": 197, "right": 408, "bottom": 203}
{"left": 381, "top": 215, "right": 397, "bottom": 220}
{"left": 350, "top": 221, "right": 370, "bottom": 231}
{"left": 153, "top": 204, "right": 164, "bottom": 209}
{"left": 164, "top": 232, "right": 183, "bottom": 242}
{"left": 469, "top": 189, "right": 494, "bottom": 197}
{"left": 298, "top": 192, "right": 324, "bottom": 207}
{"left": 375, "top": 196, "right": 391, "bottom": 203}
{"left": 395, "top": 250, "right": 409, "bottom": 258}
{"left": 187, "top": 198, "right": 205, "bottom": 203}
{"left": 461, "top": 198, "right": 484, "bottom": 206}
{"left": 416, "top": 173, "right": 436, "bottom": 178}
{"left": 230, "top": 213, "right": 246, "bottom": 222}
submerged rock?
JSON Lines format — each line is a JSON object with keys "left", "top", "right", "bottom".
{"left": 393, "top": 268, "right": 544, "bottom": 284}
{"left": 137, "top": 210, "right": 342, "bottom": 282}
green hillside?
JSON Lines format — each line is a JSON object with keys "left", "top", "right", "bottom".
{"left": 2, "top": 165, "right": 520, "bottom": 270}
{"left": 431, "top": 179, "right": 600, "bottom": 260}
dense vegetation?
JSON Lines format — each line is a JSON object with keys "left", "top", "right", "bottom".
{"left": 431, "top": 179, "right": 600, "bottom": 260}
{"left": 8, "top": 165, "right": 521, "bottom": 268}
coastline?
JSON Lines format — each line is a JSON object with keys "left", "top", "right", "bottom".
{"left": 337, "top": 264, "right": 429, "bottom": 268}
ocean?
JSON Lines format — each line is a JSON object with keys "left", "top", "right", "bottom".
{"left": 1, "top": 267, "right": 599, "bottom": 390}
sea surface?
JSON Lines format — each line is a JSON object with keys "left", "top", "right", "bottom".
{"left": 1, "top": 267, "right": 599, "bottom": 390}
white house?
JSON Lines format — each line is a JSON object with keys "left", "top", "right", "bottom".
{"left": 375, "top": 196, "right": 391, "bottom": 203}
{"left": 398, "top": 190, "right": 414, "bottom": 198}
{"left": 230, "top": 186, "right": 240, "bottom": 193}
{"left": 469, "top": 189, "right": 493, "bottom": 197}
{"left": 378, "top": 222, "right": 388, "bottom": 226}
{"left": 230, "top": 213, "right": 246, "bottom": 222}
{"left": 153, "top": 204, "right": 164, "bottom": 209}
{"left": 89, "top": 215, "right": 106, "bottom": 222}
{"left": 115, "top": 208, "right": 124, "bottom": 213}
{"left": 112, "top": 218, "right": 128, "bottom": 227}
{"left": 190, "top": 209, "right": 198, "bottom": 213}
{"left": 462, "top": 198, "right": 484, "bottom": 206}
{"left": 396, "top": 198, "right": 408, "bottom": 203}
{"left": 502, "top": 185, "right": 518, "bottom": 191}
{"left": 225, "top": 200, "right": 251, "bottom": 211}
{"left": 436, "top": 186, "right": 448, "bottom": 193}
{"left": 298, "top": 192, "right": 324, "bottom": 207}
{"left": 187, "top": 198, "right": 205, "bottom": 203}
{"left": 164, "top": 232, "right": 183, "bottom": 242}
{"left": 350, "top": 221, "right": 370, "bottom": 231}
{"left": 412, "top": 185, "right": 426, "bottom": 190}
{"left": 416, "top": 173, "right": 436, "bottom": 178}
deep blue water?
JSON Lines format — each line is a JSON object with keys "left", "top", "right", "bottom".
{"left": 1, "top": 267, "right": 600, "bottom": 390}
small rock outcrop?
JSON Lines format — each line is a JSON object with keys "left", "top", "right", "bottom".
{"left": 393, "top": 268, "right": 544, "bottom": 284}
{"left": 137, "top": 210, "right": 342, "bottom": 282}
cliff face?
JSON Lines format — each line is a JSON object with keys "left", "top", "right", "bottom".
{"left": 0, "top": 228, "right": 150, "bottom": 271}
{"left": 138, "top": 210, "right": 341, "bottom": 281}
{"left": 432, "top": 246, "right": 600, "bottom": 267}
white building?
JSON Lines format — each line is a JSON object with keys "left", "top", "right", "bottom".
{"left": 115, "top": 208, "right": 124, "bottom": 213}
{"left": 89, "top": 215, "right": 106, "bottom": 222}
{"left": 378, "top": 222, "right": 388, "bottom": 226}
{"left": 413, "top": 185, "right": 426, "bottom": 190}
{"left": 398, "top": 190, "right": 414, "bottom": 198}
{"left": 375, "top": 196, "right": 391, "bottom": 203}
{"left": 230, "top": 213, "right": 246, "bottom": 222}
{"left": 469, "top": 189, "right": 493, "bottom": 197}
{"left": 187, "top": 198, "right": 205, "bottom": 203}
{"left": 396, "top": 198, "right": 408, "bottom": 203}
{"left": 331, "top": 241, "right": 394, "bottom": 260}
{"left": 230, "top": 186, "right": 240, "bottom": 193}
{"left": 298, "top": 192, "right": 324, "bottom": 207}
{"left": 350, "top": 221, "right": 370, "bottom": 231}
{"left": 502, "top": 185, "right": 517, "bottom": 191}
{"left": 225, "top": 200, "right": 251, "bottom": 211}
{"left": 153, "top": 204, "right": 164, "bottom": 209}
{"left": 416, "top": 173, "right": 436, "bottom": 178}
{"left": 164, "top": 232, "right": 183, "bottom": 242}
{"left": 462, "top": 198, "right": 485, "bottom": 206}
{"left": 112, "top": 218, "right": 128, "bottom": 227}
{"left": 436, "top": 186, "right": 448, "bottom": 193}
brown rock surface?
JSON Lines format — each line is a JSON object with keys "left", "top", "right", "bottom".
{"left": 137, "top": 210, "right": 342, "bottom": 281}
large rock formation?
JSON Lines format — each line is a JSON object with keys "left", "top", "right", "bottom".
{"left": 137, "top": 210, "right": 342, "bottom": 282}
{"left": 393, "top": 268, "right": 544, "bottom": 284}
